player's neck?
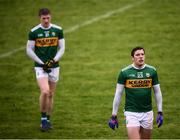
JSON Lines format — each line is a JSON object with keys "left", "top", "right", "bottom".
{"left": 40, "top": 23, "right": 51, "bottom": 29}
{"left": 132, "top": 63, "right": 146, "bottom": 69}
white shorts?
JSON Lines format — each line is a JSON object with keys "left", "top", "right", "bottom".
{"left": 34, "top": 67, "right": 60, "bottom": 82}
{"left": 124, "top": 111, "right": 154, "bottom": 129}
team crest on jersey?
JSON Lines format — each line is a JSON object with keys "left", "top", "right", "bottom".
{"left": 52, "top": 32, "right": 56, "bottom": 36}
{"left": 146, "top": 73, "right": 150, "bottom": 77}
{"left": 44, "top": 31, "right": 50, "bottom": 37}
{"left": 137, "top": 72, "right": 143, "bottom": 78}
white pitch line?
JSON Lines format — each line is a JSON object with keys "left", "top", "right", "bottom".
{"left": 0, "top": 47, "right": 25, "bottom": 58}
{"left": 0, "top": 0, "right": 146, "bottom": 59}
{"left": 64, "top": 0, "right": 146, "bottom": 34}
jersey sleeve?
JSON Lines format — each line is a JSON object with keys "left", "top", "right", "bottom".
{"left": 152, "top": 69, "right": 159, "bottom": 85}
{"left": 28, "top": 31, "right": 36, "bottom": 41}
{"left": 117, "top": 70, "right": 126, "bottom": 85}
{"left": 58, "top": 29, "right": 64, "bottom": 39}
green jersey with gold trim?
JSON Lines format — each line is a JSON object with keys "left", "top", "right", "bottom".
{"left": 117, "top": 64, "right": 159, "bottom": 112}
{"left": 28, "top": 24, "right": 64, "bottom": 67}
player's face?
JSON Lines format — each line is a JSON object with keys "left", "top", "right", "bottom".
{"left": 40, "top": 14, "right": 51, "bottom": 28}
{"left": 132, "top": 49, "right": 145, "bottom": 68}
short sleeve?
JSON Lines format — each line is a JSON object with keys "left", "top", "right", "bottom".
{"left": 117, "top": 70, "right": 126, "bottom": 85}
{"left": 58, "top": 29, "right": 64, "bottom": 39}
{"left": 152, "top": 69, "right": 159, "bottom": 85}
{"left": 28, "top": 31, "right": 36, "bottom": 41}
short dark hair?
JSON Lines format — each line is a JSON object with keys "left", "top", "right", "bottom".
{"left": 131, "top": 46, "right": 145, "bottom": 57}
{"left": 39, "top": 8, "right": 51, "bottom": 16}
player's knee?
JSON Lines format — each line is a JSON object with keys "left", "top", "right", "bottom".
{"left": 41, "top": 89, "right": 50, "bottom": 95}
{"left": 49, "top": 91, "right": 54, "bottom": 98}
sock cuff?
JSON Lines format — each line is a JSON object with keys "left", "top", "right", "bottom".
{"left": 41, "top": 117, "right": 47, "bottom": 121}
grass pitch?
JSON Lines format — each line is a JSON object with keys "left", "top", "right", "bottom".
{"left": 0, "top": 0, "right": 180, "bottom": 139}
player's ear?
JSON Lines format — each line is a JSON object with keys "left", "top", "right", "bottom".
{"left": 131, "top": 56, "right": 134, "bottom": 62}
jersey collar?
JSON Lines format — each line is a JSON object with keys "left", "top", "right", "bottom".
{"left": 132, "top": 63, "right": 146, "bottom": 70}
{"left": 39, "top": 23, "right": 52, "bottom": 29}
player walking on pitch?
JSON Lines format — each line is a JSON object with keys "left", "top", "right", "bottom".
{"left": 26, "top": 8, "right": 65, "bottom": 131}
{"left": 108, "top": 47, "right": 163, "bottom": 139}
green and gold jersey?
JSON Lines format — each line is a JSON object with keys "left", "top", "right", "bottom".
{"left": 28, "top": 23, "right": 64, "bottom": 67}
{"left": 117, "top": 64, "right": 159, "bottom": 112}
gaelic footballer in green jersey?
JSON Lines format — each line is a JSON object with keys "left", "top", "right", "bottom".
{"left": 117, "top": 64, "right": 159, "bottom": 112}
{"left": 27, "top": 23, "right": 65, "bottom": 68}
{"left": 109, "top": 47, "right": 163, "bottom": 139}
{"left": 26, "top": 8, "right": 65, "bottom": 132}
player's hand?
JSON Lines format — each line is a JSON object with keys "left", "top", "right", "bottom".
{"left": 156, "top": 112, "right": 163, "bottom": 128}
{"left": 43, "top": 59, "right": 55, "bottom": 73}
{"left": 43, "top": 64, "right": 51, "bottom": 73}
{"left": 108, "top": 115, "right": 118, "bottom": 130}
{"left": 44, "top": 59, "right": 56, "bottom": 68}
